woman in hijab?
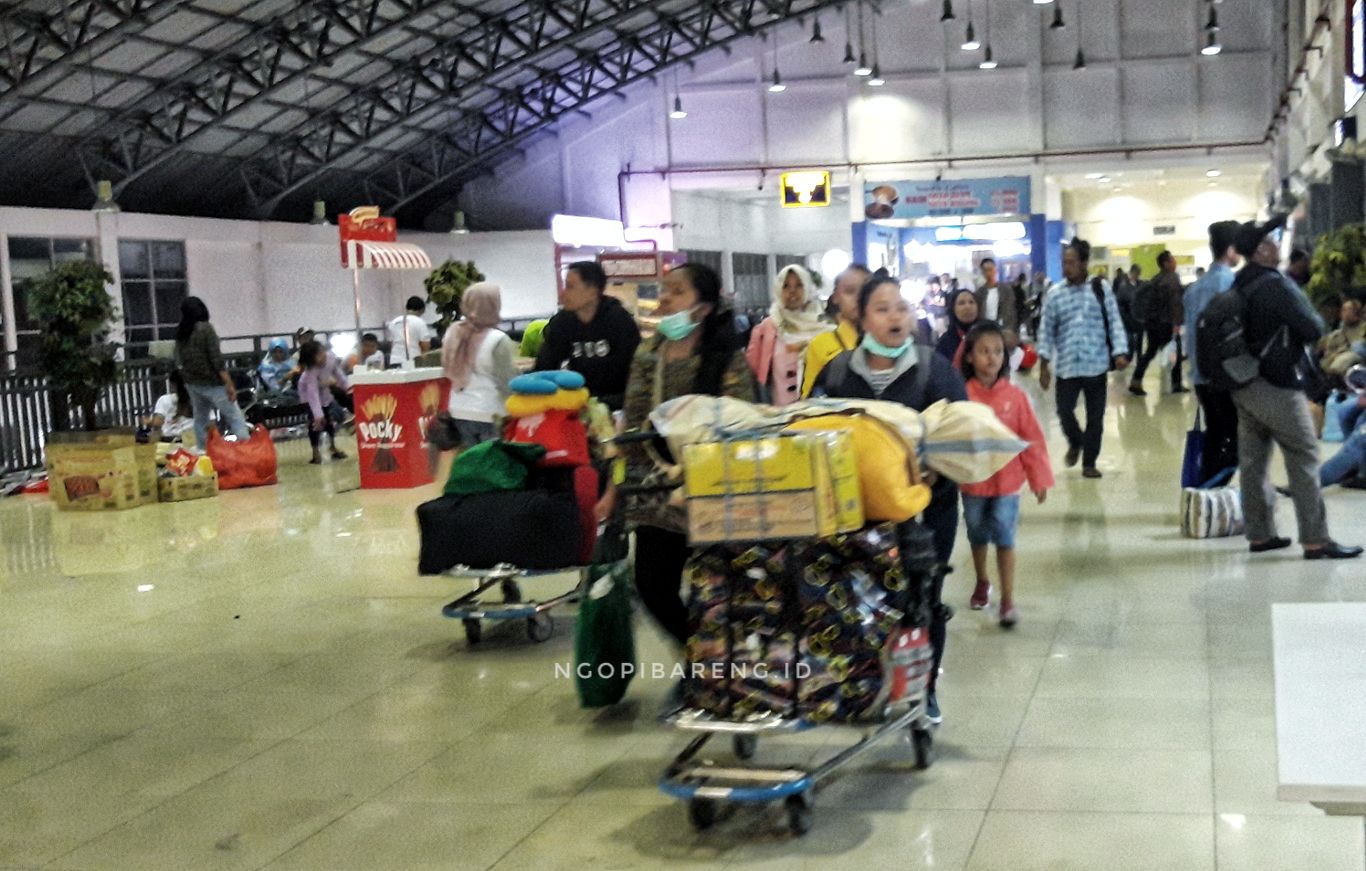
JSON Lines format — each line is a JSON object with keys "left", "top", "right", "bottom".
{"left": 745, "top": 264, "right": 827, "bottom": 406}
{"left": 441, "top": 282, "right": 516, "bottom": 446}
{"left": 935, "top": 286, "right": 982, "bottom": 368}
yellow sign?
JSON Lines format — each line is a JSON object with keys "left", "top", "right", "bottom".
{"left": 781, "top": 171, "right": 831, "bottom": 208}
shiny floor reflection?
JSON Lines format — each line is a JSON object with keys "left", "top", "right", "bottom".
{"left": 2, "top": 373, "right": 1364, "bottom": 870}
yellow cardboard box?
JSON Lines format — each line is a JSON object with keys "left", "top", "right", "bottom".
{"left": 48, "top": 446, "right": 143, "bottom": 511}
{"left": 683, "top": 431, "right": 863, "bottom": 540}
{"left": 157, "top": 472, "right": 219, "bottom": 503}
{"left": 683, "top": 431, "right": 863, "bottom": 543}
{"left": 46, "top": 431, "right": 157, "bottom": 508}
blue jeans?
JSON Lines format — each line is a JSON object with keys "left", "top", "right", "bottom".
{"left": 962, "top": 493, "right": 1022, "bottom": 548}
{"left": 186, "top": 383, "right": 250, "bottom": 447}
{"left": 1322, "top": 421, "right": 1366, "bottom": 486}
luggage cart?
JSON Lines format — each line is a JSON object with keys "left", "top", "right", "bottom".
{"left": 440, "top": 564, "right": 585, "bottom": 644}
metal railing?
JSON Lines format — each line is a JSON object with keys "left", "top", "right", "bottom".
{"left": 1, "top": 360, "right": 168, "bottom": 474}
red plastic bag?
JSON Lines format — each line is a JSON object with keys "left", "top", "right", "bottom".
{"left": 206, "top": 424, "right": 278, "bottom": 490}
{"left": 1018, "top": 344, "right": 1038, "bottom": 371}
{"left": 504, "top": 409, "right": 590, "bottom": 468}
{"left": 572, "top": 464, "right": 599, "bottom": 565}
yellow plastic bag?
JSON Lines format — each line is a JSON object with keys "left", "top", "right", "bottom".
{"left": 785, "top": 414, "right": 931, "bottom": 522}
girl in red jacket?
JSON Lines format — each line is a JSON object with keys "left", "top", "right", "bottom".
{"left": 960, "top": 322, "right": 1055, "bottom": 627}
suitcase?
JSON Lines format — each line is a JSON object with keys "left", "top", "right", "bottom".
{"left": 416, "top": 488, "right": 583, "bottom": 574}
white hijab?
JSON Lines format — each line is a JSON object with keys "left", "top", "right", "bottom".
{"left": 769, "top": 264, "right": 827, "bottom": 345}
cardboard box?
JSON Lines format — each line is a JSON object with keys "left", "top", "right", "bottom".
{"left": 682, "top": 431, "right": 862, "bottom": 542}
{"left": 46, "top": 430, "right": 157, "bottom": 509}
{"left": 158, "top": 472, "right": 219, "bottom": 503}
{"left": 48, "top": 446, "right": 143, "bottom": 511}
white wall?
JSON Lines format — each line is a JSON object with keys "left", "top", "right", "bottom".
{"left": 0, "top": 206, "right": 559, "bottom": 361}
{"left": 1064, "top": 180, "right": 1262, "bottom": 259}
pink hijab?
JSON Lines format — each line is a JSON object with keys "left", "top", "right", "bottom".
{"left": 442, "top": 282, "right": 502, "bottom": 391}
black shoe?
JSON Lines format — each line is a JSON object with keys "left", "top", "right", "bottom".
{"left": 1128, "top": 384, "right": 1147, "bottom": 397}
{"left": 1082, "top": 467, "right": 1102, "bottom": 479}
{"left": 1341, "top": 476, "right": 1366, "bottom": 490}
{"left": 1304, "top": 542, "right": 1364, "bottom": 560}
{"left": 1064, "top": 446, "right": 1081, "bottom": 468}
{"left": 1172, "top": 386, "right": 1190, "bottom": 394}
{"left": 1249, "top": 537, "right": 1292, "bottom": 553}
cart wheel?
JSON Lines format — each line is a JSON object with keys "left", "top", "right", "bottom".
{"left": 527, "top": 612, "right": 553, "bottom": 643}
{"left": 912, "top": 728, "right": 933, "bottom": 770}
{"left": 688, "top": 797, "right": 719, "bottom": 831}
{"left": 785, "top": 793, "right": 814, "bottom": 836}
{"left": 501, "top": 578, "right": 523, "bottom": 604}
{"left": 462, "top": 619, "right": 482, "bottom": 645}
{"left": 733, "top": 734, "right": 758, "bottom": 760}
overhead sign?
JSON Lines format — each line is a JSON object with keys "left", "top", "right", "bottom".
{"left": 1153, "top": 225, "right": 1177, "bottom": 236}
{"left": 781, "top": 171, "right": 831, "bottom": 208}
{"left": 863, "top": 177, "right": 1031, "bottom": 221}
{"left": 338, "top": 205, "right": 396, "bottom": 267}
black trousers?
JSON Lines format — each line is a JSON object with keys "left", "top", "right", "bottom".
{"left": 919, "top": 478, "right": 959, "bottom": 694}
{"left": 1195, "top": 384, "right": 1240, "bottom": 484}
{"left": 633, "top": 525, "right": 691, "bottom": 645}
{"left": 307, "top": 413, "right": 336, "bottom": 448}
{"left": 1056, "top": 374, "right": 1109, "bottom": 467}
{"left": 1132, "top": 325, "right": 1176, "bottom": 386}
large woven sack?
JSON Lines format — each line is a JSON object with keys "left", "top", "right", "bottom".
{"left": 1180, "top": 486, "right": 1244, "bottom": 539}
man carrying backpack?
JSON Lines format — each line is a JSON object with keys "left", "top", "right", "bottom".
{"left": 1184, "top": 221, "right": 1242, "bottom": 486}
{"left": 1129, "top": 252, "right": 1186, "bottom": 396}
{"left": 1205, "top": 216, "right": 1360, "bottom": 560}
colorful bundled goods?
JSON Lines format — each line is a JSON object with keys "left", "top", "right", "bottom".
{"left": 683, "top": 523, "right": 936, "bottom": 724}
{"left": 503, "top": 370, "right": 592, "bottom": 467}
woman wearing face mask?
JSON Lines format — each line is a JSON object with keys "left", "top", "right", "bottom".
{"left": 818, "top": 272, "right": 968, "bottom": 727}
{"left": 935, "top": 287, "right": 983, "bottom": 368}
{"left": 745, "top": 264, "right": 827, "bottom": 406}
{"left": 613, "top": 263, "right": 758, "bottom": 646}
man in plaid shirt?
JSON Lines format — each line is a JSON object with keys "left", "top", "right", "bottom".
{"left": 1037, "top": 238, "right": 1131, "bottom": 478}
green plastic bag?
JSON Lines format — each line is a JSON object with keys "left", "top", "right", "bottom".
{"left": 443, "top": 440, "right": 545, "bottom": 496}
{"left": 574, "top": 523, "right": 636, "bottom": 708}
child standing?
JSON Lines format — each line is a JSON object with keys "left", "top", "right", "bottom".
{"left": 297, "top": 340, "right": 349, "bottom": 465}
{"left": 959, "top": 322, "right": 1054, "bottom": 628}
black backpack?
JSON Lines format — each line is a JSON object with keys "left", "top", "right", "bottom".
{"left": 1132, "top": 280, "right": 1164, "bottom": 328}
{"left": 1195, "top": 281, "right": 1261, "bottom": 391}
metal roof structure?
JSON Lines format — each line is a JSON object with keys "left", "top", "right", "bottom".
{"left": 0, "top": 0, "right": 846, "bottom": 226}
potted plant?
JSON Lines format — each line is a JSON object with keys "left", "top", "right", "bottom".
{"left": 1307, "top": 224, "right": 1366, "bottom": 307}
{"left": 28, "top": 259, "right": 120, "bottom": 431}
{"left": 424, "top": 259, "right": 485, "bottom": 335}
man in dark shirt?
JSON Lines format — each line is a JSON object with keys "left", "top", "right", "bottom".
{"left": 1230, "top": 217, "right": 1360, "bottom": 560}
{"left": 1129, "top": 251, "right": 1187, "bottom": 395}
{"left": 534, "top": 261, "right": 642, "bottom": 410}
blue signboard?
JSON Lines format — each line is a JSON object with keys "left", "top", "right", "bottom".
{"left": 864, "top": 177, "right": 1031, "bottom": 221}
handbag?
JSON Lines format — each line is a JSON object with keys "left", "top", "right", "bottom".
{"left": 1180, "top": 486, "right": 1244, "bottom": 539}
{"left": 1181, "top": 407, "right": 1205, "bottom": 489}
{"left": 573, "top": 522, "right": 636, "bottom": 708}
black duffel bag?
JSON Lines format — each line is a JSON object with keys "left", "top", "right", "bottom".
{"left": 416, "top": 488, "right": 583, "bottom": 574}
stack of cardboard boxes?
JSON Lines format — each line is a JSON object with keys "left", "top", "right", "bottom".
{"left": 45, "top": 430, "right": 217, "bottom": 509}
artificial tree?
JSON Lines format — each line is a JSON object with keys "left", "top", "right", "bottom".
{"left": 1306, "top": 224, "right": 1366, "bottom": 307}
{"left": 28, "top": 260, "right": 120, "bottom": 431}
{"left": 424, "top": 259, "right": 485, "bottom": 335}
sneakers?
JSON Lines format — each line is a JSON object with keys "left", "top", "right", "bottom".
{"left": 924, "top": 691, "right": 943, "bottom": 725}
{"left": 970, "top": 580, "right": 991, "bottom": 610}
{"left": 1128, "top": 383, "right": 1147, "bottom": 397}
{"left": 999, "top": 604, "right": 1019, "bottom": 629}
{"left": 1064, "top": 445, "right": 1081, "bottom": 468}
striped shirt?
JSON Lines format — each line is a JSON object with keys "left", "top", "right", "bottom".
{"left": 1036, "top": 278, "right": 1131, "bottom": 380}
{"left": 866, "top": 367, "right": 899, "bottom": 396}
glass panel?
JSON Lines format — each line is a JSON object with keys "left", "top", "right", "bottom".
{"left": 51, "top": 238, "right": 93, "bottom": 262}
{"left": 7, "top": 236, "right": 49, "bottom": 263}
{"left": 152, "top": 241, "right": 186, "bottom": 279}
{"left": 154, "top": 281, "right": 187, "bottom": 330}
{"left": 121, "top": 281, "right": 153, "bottom": 327}
{"left": 119, "top": 241, "right": 150, "bottom": 280}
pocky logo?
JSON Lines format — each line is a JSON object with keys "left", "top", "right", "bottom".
{"left": 358, "top": 418, "right": 403, "bottom": 442}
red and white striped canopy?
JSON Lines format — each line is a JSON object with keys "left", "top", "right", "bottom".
{"left": 348, "top": 240, "right": 432, "bottom": 270}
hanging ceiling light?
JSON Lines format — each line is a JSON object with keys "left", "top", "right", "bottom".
{"left": 940, "top": 0, "right": 956, "bottom": 23}
{"left": 1201, "top": 30, "right": 1222, "bottom": 55}
{"left": 670, "top": 95, "right": 687, "bottom": 119}
{"left": 1206, "top": 169, "right": 1222, "bottom": 178}
{"left": 843, "top": 6, "right": 856, "bottom": 62}
{"left": 1050, "top": 6, "right": 1066, "bottom": 29}
{"left": 769, "top": 67, "right": 786, "bottom": 92}
{"left": 855, "top": 50, "right": 873, "bottom": 75}
{"left": 1205, "top": 4, "right": 1219, "bottom": 31}
{"left": 980, "top": 44, "right": 997, "bottom": 69}
{"left": 869, "top": 63, "right": 885, "bottom": 86}
{"left": 962, "top": 21, "right": 980, "bottom": 51}
{"left": 1033, "top": 0, "right": 1053, "bottom": 4}
{"left": 810, "top": 16, "right": 825, "bottom": 43}
{"left": 1072, "top": 0, "right": 1085, "bottom": 68}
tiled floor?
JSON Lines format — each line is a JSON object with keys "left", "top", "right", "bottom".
{"left": 3, "top": 372, "right": 1365, "bottom": 870}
